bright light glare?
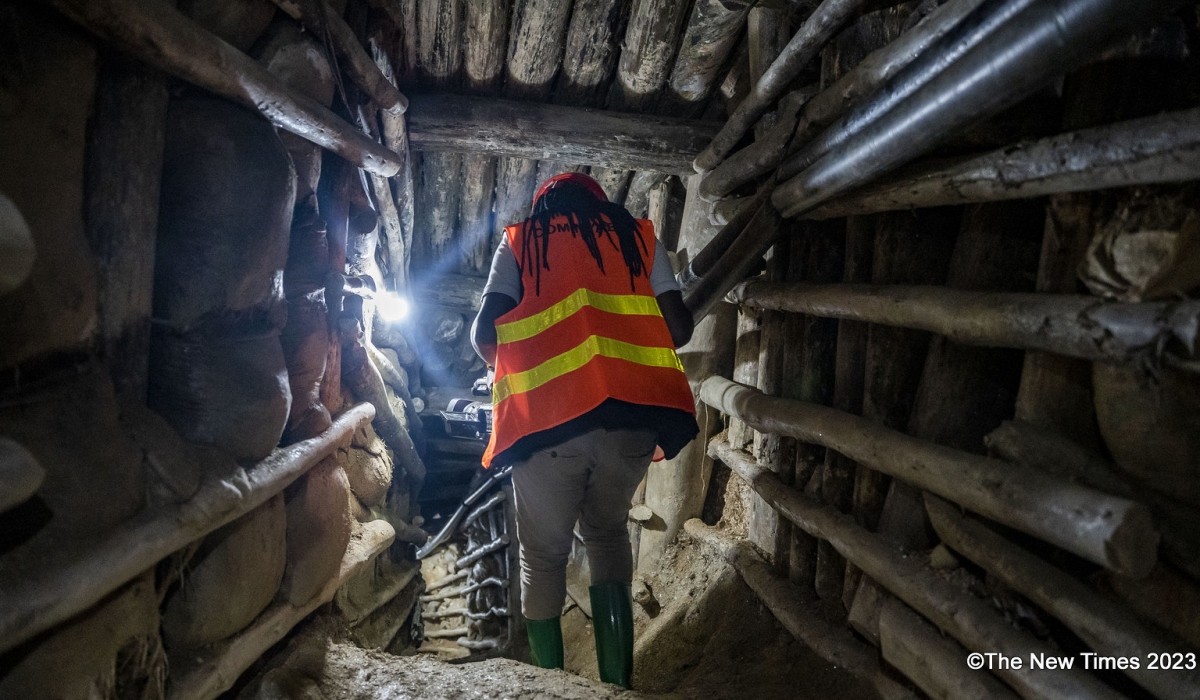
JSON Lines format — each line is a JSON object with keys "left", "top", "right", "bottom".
{"left": 376, "top": 293, "right": 410, "bottom": 322}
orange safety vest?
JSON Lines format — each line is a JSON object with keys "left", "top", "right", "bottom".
{"left": 481, "top": 215, "right": 695, "bottom": 467}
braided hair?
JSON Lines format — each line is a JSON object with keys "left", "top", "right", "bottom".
{"left": 517, "top": 181, "right": 649, "bottom": 296}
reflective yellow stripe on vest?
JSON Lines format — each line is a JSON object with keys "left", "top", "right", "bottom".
{"left": 496, "top": 288, "right": 662, "bottom": 344}
{"left": 493, "top": 335, "right": 685, "bottom": 404}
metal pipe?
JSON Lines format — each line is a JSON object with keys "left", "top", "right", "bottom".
{"left": 779, "top": 0, "right": 1038, "bottom": 181}
{"left": 698, "top": 0, "right": 990, "bottom": 200}
{"left": 773, "top": 0, "right": 1181, "bottom": 218}
{"left": 417, "top": 465, "right": 512, "bottom": 559}
{"left": 455, "top": 535, "right": 511, "bottom": 569}
{"left": 459, "top": 491, "right": 505, "bottom": 532}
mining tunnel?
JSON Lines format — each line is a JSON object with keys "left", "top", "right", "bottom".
{"left": 2, "top": 0, "right": 1200, "bottom": 697}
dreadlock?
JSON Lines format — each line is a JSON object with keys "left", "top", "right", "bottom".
{"left": 517, "top": 181, "right": 650, "bottom": 296}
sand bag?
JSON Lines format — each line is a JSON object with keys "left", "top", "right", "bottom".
{"left": 154, "top": 93, "right": 294, "bottom": 331}
{"left": 1080, "top": 186, "right": 1200, "bottom": 302}
{"left": 280, "top": 196, "right": 333, "bottom": 443}
{"left": 149, "top": 326, "right": 291, "bottom": 464}
{"left": 162, "top": 494, "right": 287, "bottom": 648}
{"left": 1094, "top": 361, "right": 1200, "bottom": 504}
{"left": 280, "top": 458, "right": 354, "bottom": 605}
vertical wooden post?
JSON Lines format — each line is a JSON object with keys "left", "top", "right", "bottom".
{"left": 750, "top": 236, "right": 791, "bottom": 574}
{"left": 797, "top": 221, "right": 844, "bottom": 601}
{"left": 85, "top": 52, "right": 169, "bottom": 404}
{"left": 727, "top": 309, "right": 761, "bottom": 450}
{"left": 835, "top": 215, "right": 873, "bottom": 609}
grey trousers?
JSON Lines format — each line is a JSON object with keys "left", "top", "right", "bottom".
{"left": 510, "top": 427, "right": 656, "bottom": 620}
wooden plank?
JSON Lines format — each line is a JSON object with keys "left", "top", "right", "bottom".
{"left": 405, "top": 94, "right": 721, "bottom": 174}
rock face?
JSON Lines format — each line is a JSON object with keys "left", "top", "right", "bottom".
{"left": 163, "top": 494, "right": 287, "bottom": 648}
{"left": 281, "top": 458, "right": 355, "bottom": 605}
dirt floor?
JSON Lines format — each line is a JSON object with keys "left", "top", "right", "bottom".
{"left": 238, "top": 466, "right": 875, "bottom": 700}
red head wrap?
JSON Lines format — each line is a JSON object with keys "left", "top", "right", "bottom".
{"left": 531, "top": 173, "right": 608, "bottom": 211}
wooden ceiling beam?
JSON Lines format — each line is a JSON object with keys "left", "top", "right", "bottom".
{"left": 406, "top": 93, "right": 721, "bottom": 174}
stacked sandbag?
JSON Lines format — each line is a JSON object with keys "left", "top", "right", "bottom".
{"left": 148, "top": 93, "right": 295, "bottom": 465}
{"left": 281, "top": 197, "right": 334, "bottom": 443}
{"left": 259, "top": 19, "right": 340, "bottom": 445}
{"left": 280, "top": 458, "right": 355, "bottom": 605}
{"left": 1081, "top": 186, "right": 1200, "bottom": 501}
{"left": 162, "top": 495, "right": 288, "bottom": 648}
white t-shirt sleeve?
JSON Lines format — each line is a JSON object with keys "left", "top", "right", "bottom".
{"left": 649, "top": 237, "right": 680, "bottom": 295}
{"left": 482, "top": 235, "right": 522, "bottom": 303}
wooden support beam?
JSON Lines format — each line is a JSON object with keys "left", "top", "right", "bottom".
{"left": 167, "top": 519, "right": 395, "bottom": 700}
{"left": 729, "top": 280, "right": 1200, "bottom": 366}
{"left": 556, "top": 0, "right": 625, "bottom": 107}
{"left": 270, "top": 0, "right": 408, "bottom": 113}
{"left": 464, "top": 0, "right": 510, "bottom": 93}
{"left": 405, "top": 94, "right": 720, "bottom": 175}
{"left": 0, "top": 404, "right": 375, "bottom": 655}
{"left": 612, "top": 0, "right": 691, "bottom": 112}
{"left": 927, "top": 495, "right": 1200, "bottom": 700}
{"left": 506, "top": 0, "right": 572, "bottom": 101}
{"left": 752, "top": 256, "right": 793, "bottom": 575}
{"left": 700, "top": 377, "right": 1158, "bottom": 577}
{"left": 707, "top": 438, "right": 1124, "bottom": 700}
{"left": 45, "top": 0, "right": 402, "bottom": 176}
{"left": 638, "top": 304, "right": 736, "bottom": 571}
{"left": 878, "top": 597, "right": 1019, "bottom": 700}
{"left": 986, "top": 420, "right": 1200, "bottom": 581}
{"left": 693, "top": 0, "right": 866, "bottom": 172}
{"left": 803, "top": 108, "right": 1200, "bottom": 219}
{"left": 685, "top": 520, "right": 916, "bottom": 700}
{"left": 661, "top": 0, "right": 753, "bottom": 116}
{"left": 417, "top": 0, "right": 463, "bottom": 89}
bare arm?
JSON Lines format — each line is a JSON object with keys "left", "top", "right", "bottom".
{"left": 656, "top": 290, "right": 693, "bottom": 349}
{"left": 471, "top": 292, "right": 519, "bottom": 366}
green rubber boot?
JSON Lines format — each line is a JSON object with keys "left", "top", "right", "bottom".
{"left": 589, "top": 582, "right": 634, "bottom": 688}
{"left": 526, "top": 616, "right": 564, "bottom": 670}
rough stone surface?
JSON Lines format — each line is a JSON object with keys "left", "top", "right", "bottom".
{"left": 163, "top": 494, "right": 287, "bottom": 648}
{"left": 282, "top": 458, "right": 355, "bottom": 605}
